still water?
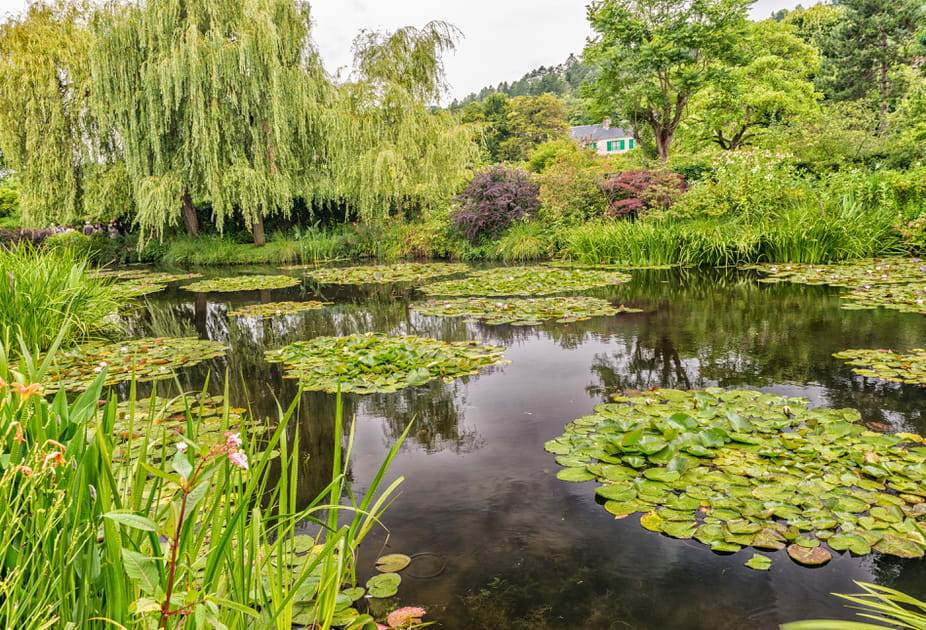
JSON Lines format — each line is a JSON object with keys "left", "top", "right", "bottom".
{"left": 129, "top": 266, "right": 926, "bottom": 629}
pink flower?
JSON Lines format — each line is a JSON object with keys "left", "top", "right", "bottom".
{"left": 228, "top": 451, "right": 248, "bottom": 470}
{"left": 224, "top": 431, "right": 242, "bottom": 449}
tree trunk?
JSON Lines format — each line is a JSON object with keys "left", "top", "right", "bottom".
{"left": 252, "top": 214, "right": 266, "bottom": 247}
{"left": 654, "top": 129, "right": 672, "bottom": 162}
{"left": 181, "top": 189, "right": 199, "bottom": 237}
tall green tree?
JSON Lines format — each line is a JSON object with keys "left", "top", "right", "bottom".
{"left": 819, "top": 0, "right": 925, "bottom": 131}
{"left": 460, "top": 92, "right": 511, "bottom": 162}
{"left": 497, "top": 94, "right": 569, "bottom": 161}
{"left": 0, "top": 1, "right": 123, "bottom": 226}
{"left": 332, "top": 22, "right": 479, "bottom": 219}
{"left": 688, "top": 20, "right": 822, "bottom": 150}
{"left": 93, "top": 0, "right": 330, "bottom": 244}
{"left": 583, "top": 0, "right": 752, "bottom": 161}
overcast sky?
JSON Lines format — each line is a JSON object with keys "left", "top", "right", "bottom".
{"left": 0, "top": 0, "right": 803, "bottom": 101}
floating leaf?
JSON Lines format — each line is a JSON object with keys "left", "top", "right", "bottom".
{"left": 227, "top": 300, "right": 331, "bottom": 319}
{"left": 183, "top": 275, "right": 300, "bottom": 293}
{"left": 787, "top": 544, "right": 832, "bottom": 566}
{"left": 745, "top": 553, "right": 772, "bottom": 570}
{"left": 419, "top": 266, "right": 631, "bottom": 297}
{"left": 410, "top": 296, "right": 634, "bottom": 326}
{"left": 375, "top": 554, "right": 411, "bottom": 573}
{"left": 872, "top": 534, "right": 925, "bottom": 558}
{"left": 265, "top": 333, "right": 506, "bottom": 394}
{"left": 834, "top": 348, "right": 926, "bottom": 386}
{"left": 366, "top": 573, "right": 401, "bottom": 598}
{"left": 42, "top": 337, "right": 226, "bottom": 393}
{"left": 304, "top": 263, "right": 468, "bottom": 285}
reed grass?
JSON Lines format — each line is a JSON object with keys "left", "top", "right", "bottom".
{"left": 0, "top": 243, "right": 120, "bottom": 352}
{"left": 0, "top": 329, "right": 412, "bottom": 629}
{"left": 490, "top": 221, "right": 550, "bottom": 262}
{"left": 782, "top": 581, "right": 926, "bottom": 630}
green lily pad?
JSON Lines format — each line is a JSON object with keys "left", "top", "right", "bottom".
{"left": 419, "top": 266, "right": 631, "bottom": 297}
{"left": 548, "top": 387, "right": 926, "bottom": 567}
{"left": 787, "top": 544, "right": 832, "bottom": 566}
{"left": 375, "top": 554, "right": 411, "bottom": 573}
{"left": 304, "top": 263, "right": 468, "bottom": 285}
{"left": 366, "top": 573, "right": 401, "bottom": 598}
{"left": 265, "top": 333, "right": 507, "bottom": 394}
{"left": 745, "top": 553, "right": 772, "bottom": 570}
{"left": 409, "top": 296, "right": 631, "bottom": 326}
{"left": 42, "top": 337, "right": 227, "bottom": 393}
{"left": 183, "top": 275, "right": 301, "bottom": 293}
{"left": 834, "top": 348, "right": 926, "bottom": 386}
{"left": 227, "top": 301, "right": 330, "bottom": 318}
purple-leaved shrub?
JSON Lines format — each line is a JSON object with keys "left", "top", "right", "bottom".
{"left": 451, "top": 166, "right": 540, "bottom": 243}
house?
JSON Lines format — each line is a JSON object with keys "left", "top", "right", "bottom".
{"left": 569, "top": 119, "right": 635, "bottom": 155}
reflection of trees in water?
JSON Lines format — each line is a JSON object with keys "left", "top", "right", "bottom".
{"left": 584, "top": 268, "right": 926, "bottom": 430}
{"left": 361, "top": 379, "right": 482, "bottom": 454}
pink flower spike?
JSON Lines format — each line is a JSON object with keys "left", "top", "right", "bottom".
{"left": 228, "top": 451, "right": 248, "bottom": 470}
{"left": 224, "top": 431, "right": 243, "bottom": 449}
{"left": 387, "top": 606, "right": 426, "bottom": 628}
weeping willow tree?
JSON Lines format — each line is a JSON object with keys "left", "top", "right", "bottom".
{"left": 0, "top": 1, "right": 125, "bottom": 226}
{"left": 93, "top": 0, "right": 330, "bottom": 244}
{"left": 330, "top": 21, "right": 480, "bottom": 220}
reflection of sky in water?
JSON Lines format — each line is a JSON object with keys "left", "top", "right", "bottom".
{"left": 132, "top": 266, "right": 926, "bottom": 629}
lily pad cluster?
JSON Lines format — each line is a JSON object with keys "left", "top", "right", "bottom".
{"left": 43, "top": 337, "right": 227, "bottom": 393}
{"left": 834, "top": 348, "right": 926, "bottom": 385}
{"left": 841, "top": 284, "right": 926, "bottom": 314}
{"left": 420, "top": 266, "right": 631, "bottom": 297}
{"left": 182, "top": 275, "right": 301, "bottom": 293}
{"left": 227, "top": 301, "right": 331, "bottom": 319}
{"left": 752, "top": 259, "right": 926, "bottom": 288}
{"left": 110, "top": 279, "right": 169, "bottom": 300}
{"left": 265, "top": 333, "right": 506, "bottom": 394}
{"left": 546, "top": 388, "right": 926, "bottom": 568}
{"left": 304, "top": 263, "right": 468, "bottom": 285}
{"left": 410, "top": 297, "right": 639, "bottom": 326}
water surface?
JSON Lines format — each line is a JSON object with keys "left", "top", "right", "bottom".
{"left": 133, "top": 267, "right": 926, "bottom": 629}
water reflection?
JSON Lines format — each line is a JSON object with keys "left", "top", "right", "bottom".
{"left": 128, "top": 265, "right": 926, "bottom": 629}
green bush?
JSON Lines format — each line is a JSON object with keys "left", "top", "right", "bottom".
{"left": 535, "top": 148, "right": 610, "bottom": 227}
{"left": 490, "top": 220, "right": 551, "bottom": 262}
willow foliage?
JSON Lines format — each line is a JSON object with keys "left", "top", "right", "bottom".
{"left": 92, "top": 0, "right": 331, "bottom": 240}
{"left": 331, "top": 21, "right": 479, "bottom": 219}
{"left": 0, "top": 2, "right": 124, "bottom": 225}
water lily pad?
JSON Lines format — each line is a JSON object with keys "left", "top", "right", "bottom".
{"left": 375, "top": 554, "right": 411, "bottom": 573}
{"left": 366, "top": 573, "right": 401, "bottom": 598}
{"left": 42, "top": 337, "right": 227, "bottom": 393}
{"left": 304, "top": 263, "right": 468, "bottom": 285}
{"left": 745, "top": 553, "right": 772, "bottom": 570}
{"left": 409, "top": 296, "right": 631, "bottom": 326}
{"left": 787, "top": 544, "right": 832, "bottom": 566}
{"left": 183, "top": 275, "right": 301, "bottom": 293}
{"left": 227, "top": 300, "right": 330, "bottom": 319}
{"left": 834, "top": 348, "right": 926, "bottom": 386}
{"left": 265, "top": 333, "right": 506, "bottom": 394}
{"left": 419, "top": 266, "right": 631, "bottom": 297}
{"left": 547, "top": 387, "right": 926, "bottom": 566}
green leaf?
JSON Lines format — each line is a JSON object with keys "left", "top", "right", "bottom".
{"left": 745, "top": 553, "right": 772, "bottom": 570}
{"left": 122, "top": 549, "right": 161, "bottom": 596}
{"left": 104, "top": 512, "right": 161, "bottom": 534}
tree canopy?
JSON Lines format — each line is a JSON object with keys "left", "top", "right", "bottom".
{"left": 583, "top": 0, "right": 752, "bottom": 161}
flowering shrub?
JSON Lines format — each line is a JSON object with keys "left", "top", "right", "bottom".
{"left": 600, "top": 169, "right": 686, "bottom": 218}
{"left": 451, "top": 166, "right": 540, "bottom": 243}
{"left": 674, "top": 150, "right": 801, "bottom": 219}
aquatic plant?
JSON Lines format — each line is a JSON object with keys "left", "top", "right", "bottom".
{"left": 546, "top": 388, "right": 926, "bottom": 568}
{"left": 420, "top": 266, "right": 631, "bottom": 297}
{"left": 266, "top": 333, "right": 506, "bottom": 393}
{"left": 752, "top": 258, "right": 924, "bottom": 288}
{"left": 42, "top": 337, "right": 227, "bottom": 393}
{"left": 303, "top": 262, "right": 468, "bottom": 285}
{"left": 182, "top": 274, "right": 301, "bottom": 292}
{"left": 842, "top": 283, "right": 926, "bottom": 313}
{"left": 834, "top": 348, "right": 926, "bottom": 385}
{"left": 0, "top": 243, "right": 121, "bottom": 352}
{"left": 410, "top": 296, "right": 638, "bottom": 326}
{"left": 227, "top": 300, "right": 331, "bottom": 319}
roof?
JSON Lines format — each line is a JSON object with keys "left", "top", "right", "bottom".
{"left": 569, "top": 124, "right": 634, "bottom": 142}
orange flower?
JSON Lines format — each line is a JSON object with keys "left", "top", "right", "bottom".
{"left": 4, "top": 421, "right": 24, "bottom": 443}
{"left": 0, "top": 377, "right": 8, "bottom": 389}
{"left": 43, "top": 450, "right": 65, "bottom": 469}
{"left": 11, "top": 382, "right": 41, "bottom": 401}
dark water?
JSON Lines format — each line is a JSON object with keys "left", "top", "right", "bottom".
{"left": 130, "top": 266, "right": 926, "bottom": 630}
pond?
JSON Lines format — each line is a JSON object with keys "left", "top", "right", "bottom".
{"left": 122, "top": 265, "right": 926, "bottom": 630}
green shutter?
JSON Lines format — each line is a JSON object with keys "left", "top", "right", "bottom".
{"left": 629, "top": 138, "right": 635, "bottom": 149}
{"left": 618, "top": 139, "right": 626, "bottom": 150}
{"left": 591, "top": 142, "right": 598, "bottom": 149}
